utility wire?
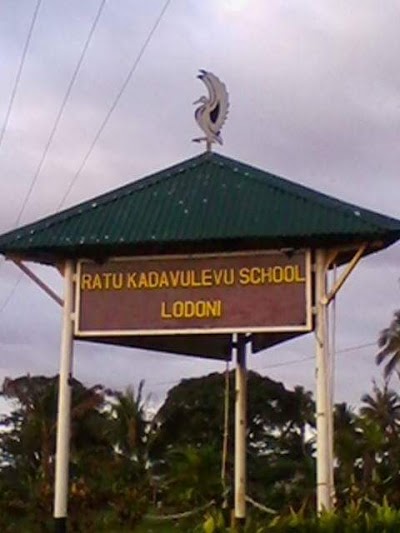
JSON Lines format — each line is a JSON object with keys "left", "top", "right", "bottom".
{"left": 0, "top": 0, "right": 42, "bottom": 305}
{"left": 335, "top": 341, "right": 376, "bottom": 354}
{"left": 57, "top": 0, "right": 172, "bottom": 209}
{"left": 0, "top": 0, "right": 106, "bottom": 313}
{"left": 0, "top": 0, "right": 42, "bottom": 149}
{"left": 254, "top": 340, "right": 376, "bottom": 372}
{"left": 14, "top": 0, "right": 107, "bottom": 228}
{"left": 0, "top": 276, "right": 23, "bottom": 314}
{"left": 0, "top": 0, "right": 172, "bottom": 315}
{"left": 149, "top": 340, "right": 378, "bottom": 389}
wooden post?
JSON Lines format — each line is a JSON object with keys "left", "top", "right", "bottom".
{"left": 234, "top": 334, "right": 247, "bottom": 524}
{"left": 54, "top": 260, "right": 74, "bottom": 532}
{"left": 315, "top": 249, "right": 333, "bottom": 512}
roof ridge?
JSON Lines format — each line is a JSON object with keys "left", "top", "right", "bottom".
{"left": 210, "top": 153, "right": 397, "bottom": 232}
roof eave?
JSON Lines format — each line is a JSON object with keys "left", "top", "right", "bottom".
{"left": 2, "top": 231, "right": 398, "bottom": 266}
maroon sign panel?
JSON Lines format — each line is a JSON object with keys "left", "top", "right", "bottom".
{"left": 75, "top": 251, "right": 311, "bottom": 336}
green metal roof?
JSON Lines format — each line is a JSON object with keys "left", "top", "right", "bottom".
{"left": 0, "top": 151, "right": 399, "bottom": 264}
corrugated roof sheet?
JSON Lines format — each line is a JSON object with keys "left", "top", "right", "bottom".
{"left": 0, "top": 151, "right": 399, "bottom": 263}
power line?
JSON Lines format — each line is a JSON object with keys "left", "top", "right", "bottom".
{"left": 0, "top": 276, "right": 23, "bottom": 314}
{"left": 0, "top": 0, "right": 107, "bottom": 314}
{"left": 254, "top": 341, "right": 377, "bottom": 372}
{"left": 0, "top": 0, "right": 42, "bottom": 149}
{"left": 14, "top": 0, "right": 107, "bottom": 228}
{"left": 149, "top": 341, "right": 378, "bottom": 389}
{"left": 256, "top": 354, "right": 314, "bottom": 371}
{"left": 0, "top": 0, "right": 43, "bottom": 306}
{"left": 0, "top": 0, "right": 172, "bottom": 315}
{"left": 57, "top": 0, "right": 172, "bottom": 209}
{"left": 336, "top": 341, "right": 376, "bottom": 354}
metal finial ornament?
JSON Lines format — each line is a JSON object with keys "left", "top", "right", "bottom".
{"left": 193, "top": 70, "right": 229, "bottom": 151}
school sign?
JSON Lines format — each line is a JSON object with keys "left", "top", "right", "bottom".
{"left": 75, "top": 250, "right": 312, "bottom": 336}
{"left": 0, "top": 151, "right": 399, "bottom": 526}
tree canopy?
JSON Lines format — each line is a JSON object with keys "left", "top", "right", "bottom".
{"left": 1, "top": 308, "right": 400, "bottom": 531}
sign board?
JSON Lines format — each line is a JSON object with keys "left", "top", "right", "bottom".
{"left": 75, "top": 250, "right": 312, "bottom": 337}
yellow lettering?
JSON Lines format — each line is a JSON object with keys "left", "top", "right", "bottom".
{"left": 169, "top": 270, "right": 180, "bottom": 288}
{"left": 180, "top": 271, "right": 191, "bottom": 288}
{"left": 213, "top": 269, "right": 224, "bottom": 286}
{"left": 161, "top": 301, "right": 172, "bottom": 318}
{"left": 238, "top": 264, "right": 307, "bottom": 286}
{"left": 174, "top": 301, "right": 185, "bottom": 317}
{"left": 126, "top": 273, "right": 137, "bottom": 289}
{"left": 295, "top": 265, "right": 306, "bottom": 282}
{"left": 284, "top": 265, "right": 295, "bottom": 283}
{"left": 201, "top": 269, "right": 213, "bottom": 286}
{"left": 261, "top": 267, "right": 272, "bottom": 284}
{"left": 250, "top": 267, "right": 262, "bottom": 285}
{"left": 83, "top": 261, "right": 306, "bottom": 294}
{"left": 112, "top": 273, "right": 124, "bottom": 289}
{"left": 239, "top": 267, "right": 250, "bottom": 285}
{"left": 196, "top": 301, "right": 206, "bottom": 318}
{"left": 138, "top": 272, "right": 148, "bottom": 289}
{"left": 185, "top": 301, "right": 195, "bottom": 318}
{"left": 92, "top": 274, "right": 102, "bottom": 290}
{"left": 102, "top": 272, "right": 112, "bottom": 289}
{"left": 81, "top": 274, "right": 93, "bottom": 290}
{"left": 161, "top": 299, "right": 222, "bottom": 319}
{"left": 205, "top": 300, "right": 221, "bottom": 317}
{"left": 148, "top": 271, "right": 159, "bottom": 288}
{"left": 224, "top": 268, "right": 235, "bottom": 285}
{"left": 158, "top": 271, "right": 169, "bottom": 288}
{"left": 190, "top": 270, "right": 202, "bottom": 288}
{"left": 272, "top": 266, "right": 283, "bottom": 283}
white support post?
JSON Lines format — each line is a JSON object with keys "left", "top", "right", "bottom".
{"left": 315, "top": 249, "right": 333, "bottom": 513}
{"left": 54, "top": 260, "right": 75, "bottom": 533}
{"left": 234, "top": 334, "right": 247, "bottom": 522}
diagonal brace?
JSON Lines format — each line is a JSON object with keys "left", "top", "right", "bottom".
{"left": 321, "top": 244, "right": 367, "bottom": 305}
{"left": 13, "top": 260, "right": 63, "bottom": 307}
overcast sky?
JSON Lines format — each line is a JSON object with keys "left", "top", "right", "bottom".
{"left": 0, "top": 0, "right": 399, "bottom": 411}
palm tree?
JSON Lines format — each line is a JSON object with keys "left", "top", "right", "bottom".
{"left": 360, "top": 380, "right": 400, "bottom": 492}
{"left": 376, "top": 310, "right": 400, "bottom": 379}
{"left": 333, "top": 402, "right": 362, "bottom": 504}
{"left": 0, "top": 375, "right": 154, "bottom": 530}
{"left": 1, "top": 376, "right": 110, "bottom": 480}
{"left": 0, "top": 375, "right": 112, "bottom": 528}
{"left": 360, "top": 381, "right": 400, "bottom": 438}
{"left": 286, "top": 385, "right": 315, "bottom": 457}
{"left": 111, "top": 381, "right": 149, "bottom": 470}
{"left": 356, "top": 416, "right": 386, "bottom": 490}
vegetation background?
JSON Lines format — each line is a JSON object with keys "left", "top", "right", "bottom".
{"left": 0, "top": 310, "right": 399, "bottom": 532}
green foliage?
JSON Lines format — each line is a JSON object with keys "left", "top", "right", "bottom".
{"left": 202, "top": 509, "right": 225, "bottom": 533}
{"left": 161, "top": 444, "right": 222, "bottom": 508}
{"left": 233, "top": 503, "right": 400, "bottom": 533}
{"left": 3, "top": 324, "right": 400, "bottom": 532}
{"left": 376, "top": 310, "right": 400, "bottom": 379}
{"left": 0, "top": 375, "right": 150, "bottom": 531}
{"left": 151, "top": 370, "right": 316, "bottom": 513}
